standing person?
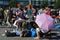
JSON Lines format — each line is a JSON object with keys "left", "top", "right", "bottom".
{"left": 38, "top": 7, "right": 45, "bottom": 15}
{"left": 4, "top": 8, "right": 10, "bottom": 23}
{"left": 23, "top": 7, "right": 27, "bottom": 14}
{"left": 0, "top": 7, "right": 4, "bottom": 25}
{"left": 7, "top": 9, "right": 13, "bottom": 27}
{"left": 51, "top": 9, "right": 58, "bottom": 23}
{"left": 45, "top": 7, "right": 51, "bottom": 16}
{"left": 31, "top": 6, "right": 36, "bottom": 16}
{"left": 51, "top": 9, "right": 58, "bottom": 18}
{"left": 26, "top": 4, "right": 32, "bottom": 16}
{"left": 23, "top": 7, "right": 28, "bottom": 19}
{"left": 50, "top": 9, "right": 55, "bottom": 18}
{"left": 31, "top": 6, "right": 36, "bottom": 20}
{"left": 5, "top": 7, "right": 14, "bottom": 27}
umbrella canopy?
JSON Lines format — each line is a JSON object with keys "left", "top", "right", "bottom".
{"left": 35, "top": 13, "right": 55, "bottom": 32}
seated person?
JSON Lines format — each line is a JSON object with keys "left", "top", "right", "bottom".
{"left": 13, "top": 9, "right": 26, "bottom": 30}
{"left": 35, "top": 27, "right": 51, "bottom": 40}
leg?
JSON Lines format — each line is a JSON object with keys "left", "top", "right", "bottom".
{"left": 13, "top": 20, "right": 19, "bottom": 30}
{"left": 34, "top": 28, "right": 40, "bottom": 40}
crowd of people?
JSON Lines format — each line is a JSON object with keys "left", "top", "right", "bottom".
{"left": 0, "top": 5, "right": 60, "bottom": 40}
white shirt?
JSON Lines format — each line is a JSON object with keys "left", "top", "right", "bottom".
{"left": 38, "top": 9, "right": 45, "bottom": 15}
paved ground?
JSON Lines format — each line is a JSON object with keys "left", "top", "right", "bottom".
{"left": 0, "top": 26, "right": 35, "bottom": 40}
{"left": 0, "top": 25, "right": 60, "bottom": 40}
{"left": 0, "top": 27, "right": 20, "bottom": 40}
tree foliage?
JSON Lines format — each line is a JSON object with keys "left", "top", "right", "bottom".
{"left": 54, "top": 0, "right": 60, "bottom": 9}
{"left": 40, "top": 0, "right": 48, "bottom": 7}
{"left": 9, "top": 0, "right": 18, "bottom": 8}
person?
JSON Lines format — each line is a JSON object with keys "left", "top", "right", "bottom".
{"left": 23, "top": 7, "right": 27, "bottom": 14}
{"left": 34, "top": 26, "right": 51, "bottom": 40}
{"left": 4, "top": 8, "right": 10, "bottom": 23}
{"left": 26, "top": 4, "right": 32, "bottom": 20}
{"left": 0, "top": 7, "right": 4, "bottom": 25}
{"left": 51, "top": 9, "right": 59, "bottom": 23}
{"left": 7, "top": 9, "right": 14, "bottom": 27}
{"left": 51, "top": 9, "right": 55, "bottom": 18}
{"left": 45, "top": 7, "right": 51, "bottom": 16}
{"left": 13, "top": 8, "right": 26, "bottom": 30}
{"left": 34, "top": 28, "right": 40, "bottom": 40}
{"left": 59, "top": 9, "right": 60, "bottom": 16}
{"left": 31, "top": 6, "right": 36, "bottom": 16}
{"left": 38, "top": 7, "right": 45, "bottom": 15}
{"left": 26, "top": 4, "right": 32, "bottom": 16}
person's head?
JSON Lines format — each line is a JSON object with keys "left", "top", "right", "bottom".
{"left": 17, "top": 3, "right": 21, "bottom": 9}
{"left": 45, "top": 7, "right": 50, "bottom": 11}
{"left": 27, "top": 4, "right": 31, "bottom": 9}
{"left": 31, "top": 5, "right": 33, "bottom": 8}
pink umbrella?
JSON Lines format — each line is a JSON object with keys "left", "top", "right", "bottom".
{"left": 35, "top": 13, "right": 55, "bottom": 32}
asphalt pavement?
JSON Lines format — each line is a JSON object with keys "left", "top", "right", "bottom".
{"left": 0, "top": 25, "right": 60, "bottom": 40}
{"left": 0, "top": 25, "right": 35, "bottom": 40}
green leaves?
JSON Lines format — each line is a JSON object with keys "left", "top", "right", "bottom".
{"left": 40, "top": 0, "right": 48, "bottom": 7}
{"left": 54, "top": 0, "right": 60, "bottom": 9}
{"left": 9, "top": 0, "right": 17, "bottom": 8}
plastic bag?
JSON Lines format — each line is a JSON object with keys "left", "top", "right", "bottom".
{"left": 30, "top": 29, "right": 37, "bottom": 37}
